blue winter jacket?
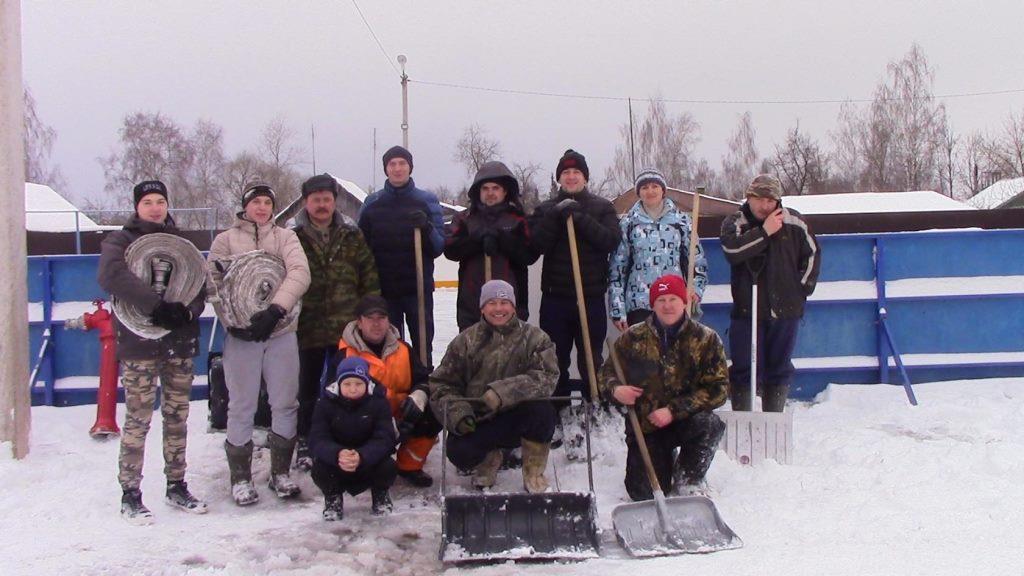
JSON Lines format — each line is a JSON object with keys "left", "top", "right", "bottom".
{"left": 308, "top": 380, "right": 396, "bottom": 473}
{"left": 608, "top": 199, "right": 708, "bottom": 320}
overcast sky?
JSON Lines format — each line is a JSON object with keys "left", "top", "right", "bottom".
{"left": 21, "top": 0, "right": 1024, "bottom": 203}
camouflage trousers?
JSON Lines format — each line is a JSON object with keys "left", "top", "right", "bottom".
{"left": 117, "top": 357, "right": 195, "bottom": 491}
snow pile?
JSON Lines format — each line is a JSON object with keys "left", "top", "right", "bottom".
{"left": 2, "top": 377, "right": 1022, "bottom": 575}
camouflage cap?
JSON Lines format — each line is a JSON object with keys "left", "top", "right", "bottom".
{"left": 746, "top": 174, "right": 782, "bottom": 200}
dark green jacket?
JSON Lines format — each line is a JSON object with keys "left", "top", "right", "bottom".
{"left": 599, "top": 316, "right": 729, "bottom": 434}
{"left": 294, "top": 209, "right": 379, "bottom": 349}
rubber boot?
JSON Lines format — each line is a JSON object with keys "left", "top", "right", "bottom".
{"left": 371, "top": 488, "right": 393, "bottom": 515}
{"left": 267, "top": 432, "right": 301, "bottom": 498}
{"left": 520, "top": 438, "right": 551, "bottom": 494}
{"left": 293, "top": 436, "right": 313, "bottom": 472}
{"left": 323, "top": 493, "right": 343, "bottom": 521}
{"left": 730, "top": 384, "right": 752, "bottom": 411}
{"left": 762, "top": 383, "right": 790, "bottom": 413}
{"left": 472, "top": 450, "right": 503, "bottom": 490}
{"left": 225, "top": 440, "right": 259, "bottom": 506}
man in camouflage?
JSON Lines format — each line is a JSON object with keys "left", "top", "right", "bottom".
{"left": 430, "top": 280, "right": 559, "bottom": 493}
{"left": 599, "top": 274, "right": 728, "bottom": 501}
{"left": 293, "top": 174, "right": 380, "bottom": 470}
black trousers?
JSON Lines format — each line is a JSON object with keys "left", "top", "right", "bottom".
{"left": 624, "top": 411, "right": 725, "bottom": 502}
{"left": 728, "top": 315, "right": 800, "bottom": 412}
{"left": 539, "top": 293, "right": 606, "bottom": 404}
{"left": 297, "top": 346, "right": 334, "bottom": 439}
{"left": 387, "top": 292, "right": 435, "bottom": 368}
{"left": 446, "top": 403, "right": 556, "bottom": 470}
{"left": 311, "top": 456, "right": 397, "bottom": 497}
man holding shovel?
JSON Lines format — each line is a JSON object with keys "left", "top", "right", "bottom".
{"left": 359, "top": 145, "right": 445, "bottom": 367}
{"left": 599, "top": 274, "right": 729, "bottom": 500}
{"left": 720, "top": 174, "right": 820, "bottom": 412}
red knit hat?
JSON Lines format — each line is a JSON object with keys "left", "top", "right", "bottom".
{"left": 649, "top": 274, "right": 688, "bottom": 307}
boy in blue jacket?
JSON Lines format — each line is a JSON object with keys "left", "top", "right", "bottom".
{"left": 309, "top": 357, "right": 398, "bottom": 521}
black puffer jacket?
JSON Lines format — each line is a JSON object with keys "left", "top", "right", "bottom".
{"left": 445, "top": 161, "right": 537, "bottom": 330}
{"left": 529, "top": 188, "right": 621, "bottom": 297}
{"left": 720, "top": 201, "right": 821, "bottom": 320}
{"left": 308, "top": 381, "right": 396, "bottom": 472}
{"left": 96, "top": 215, "right": 206, "bottom": 360}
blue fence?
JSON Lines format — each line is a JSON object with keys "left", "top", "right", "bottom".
{"left": 27, "top": 229, "right": 1024, "bottom": 406}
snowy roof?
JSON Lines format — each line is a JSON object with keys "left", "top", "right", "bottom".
{"left": 967, "top": 177, "right": 1024, "bottom": 209}
{"left": 24, "top": 183, "right": 113, "bottom": 232}
{"left": 782, "top": 191, "right": 974, "bottom": 215}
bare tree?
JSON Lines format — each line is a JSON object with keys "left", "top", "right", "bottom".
{"left": 830, "top": 101, "right": 865, "bottom": 191}
{"left": 606, "top": 98, "right": 703, "bottom": 195}
{"left": 937, "top": 122, "right": 959, "bottom": 197}
{"left": 985, "top": 109, "right": 1024, "bottom": 179}
{"left": 22, "top": 87, "right": 66, "bottom": 192}
{"left": 98, "top": 112, "right": 194, "bottom": 212}
{"left": 256, "top": 116, "right": 306, "bottom": 209}
{"left": 956, "top": 132, "right": 997, "bottom": 200}
{"left": 770, "top": 122, "right": 830, "bottom": 196}
{"left": 222, "top": 152, "right": 263, "bottom": 205}
{"left": 511, "top": 161, "right": 544, "bottom": 212}
{"left": 454, "top": 124, "right": 502, "bottom": 178}
{"left": 720, "top": 112, "right": 759, "bottom": 199}
{"left": 181, "top": 119, "right": 228, "bottom": 228}
{"left": 692, "top": 158, "right": 719, "bottom": 195}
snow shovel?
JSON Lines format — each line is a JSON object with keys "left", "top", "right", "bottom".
{"left": 438, "top": 397, "right": 600, "bottom": 564}
{"left": 718, "top": 283, "right": 794, "bottom": 465}
{"left": 608, "top": 340, "right": 742, "bottom": 557}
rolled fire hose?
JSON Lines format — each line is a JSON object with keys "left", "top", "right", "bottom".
{"left": 208, "top": 250, "right": 300, "bottom": 338}
{"left": 112, "top": 233, "right": 206, "bottom": 340}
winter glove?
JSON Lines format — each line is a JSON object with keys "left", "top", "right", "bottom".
{"left": 455, "top": 415, "right": 477, "bottom": 436}
{"left": 150, "top": 301, "right": 191, "bottom": 330}
{"left": 227, "top": 327, "right": 255, "bottom": 341}
{"left": 405, "top": 210, "right": 430, "bottom": 230}
{"left": 556, "top": 198, "right": 580, "bottom": 219}
{"left": 246, "top": 304, "right": 287, "bottom": 342}
{"left": 401, "top": 389, "right": 428, "bottom": 423}
{"left": 482, "top": 389, "right": 502, "bottom": 414}
{"left": 481, "top": 230, "right": 499, "bottom": 256}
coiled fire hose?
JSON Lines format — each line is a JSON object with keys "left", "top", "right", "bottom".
{"left": 207, "top": 250, "right": 300, "bottom": 338}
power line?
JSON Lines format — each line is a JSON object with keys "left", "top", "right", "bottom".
{"left": 350, "top": 0, "right": 399, "bottom": 75}
{"left": 409, "top": 79, "right": 1024, "bottom": 106}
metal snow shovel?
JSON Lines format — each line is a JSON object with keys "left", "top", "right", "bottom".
{"left": 438, "top": 397, "right": 600, "bottom": 564}
{"left": 718, "top": 283, "right": 794, "bottom": 465}
{"left": 608, "top": 341, "right": 742, "bottom": 557}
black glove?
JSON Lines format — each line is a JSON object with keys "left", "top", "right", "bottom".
{"left": 401, "top": 390, "right": 427, "bottom": 423}
{"left": 556, "top": 198, "right": 580, "bottom": 219}
{"left": 150, "top": 301, "right": 191, "bottom": 330}
{"left": 227, "top": 327, "right": 255, "bottom": 341}
{"left": 246, "top": 304, "right": 287, "bottom": 342}
{"left": 481, "top": 230, "right": 499, "bottom": 256}
{"left": 405, "top": 210, "right": 429, "bottom": 229}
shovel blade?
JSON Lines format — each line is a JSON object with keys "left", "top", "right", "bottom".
{"left": 612, "top": 495, "right": 742, "bottom": 557}
{"left": 440, "top": 492, "right": 600, "bottom": 564}
{"left": 718, "top": 409, "right": 793, "bottom": 465}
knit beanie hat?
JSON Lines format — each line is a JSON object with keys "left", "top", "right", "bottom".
{"left": 133, "top": 180, "right": 168, "bottom": 207}
{"left": 241, "top": 183, "right": 276, "bottom": 209}
{"left": 382, "top": 145, "right": 414, "bottom": 174}
{"left": 746, "top": 174, "right": 782, "bottom": 201}
{"left": 634, "top": 169, "right": 667, "bottom": 196}
{"left": 335, "top": 356, "right": 371, "bottom": 386}
{"left": 649, "top": 274, "right": 689, "bottom": 307}
{"left": 555, "top": 149, "right": 589, "bottom": 181}
{"left": 301, "top": 173, "right": 339, "bottom": 199}
{"left": 479, "top": 279, "right": 517, "bottom": 309}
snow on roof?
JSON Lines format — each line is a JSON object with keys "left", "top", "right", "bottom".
{"left": 24, "top": 183, "right": 112, "bottom": 232}
{"left": 967, "top": 177, "right": 1024, "bottom": 209}
{"left": 782, "top": 191, "right": 974, "bottom": 215}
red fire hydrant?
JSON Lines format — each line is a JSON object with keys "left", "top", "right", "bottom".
{"left": 66, "top": 299, "right": 121, "bottom": 438}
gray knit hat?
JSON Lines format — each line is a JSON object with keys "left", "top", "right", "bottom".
{"left": 746, "top": 174, "right": 782, "bottom": 200}
{"left": 479, "top": 279, "right": 516, "bottom": 308}
{"left": 634, "top": 169, "right": 667, "bottom": 195}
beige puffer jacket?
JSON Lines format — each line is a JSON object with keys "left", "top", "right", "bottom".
{"left": 208, "top": 214, "right": 311, "bottom": 323}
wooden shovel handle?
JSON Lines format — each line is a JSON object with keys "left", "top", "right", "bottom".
{"left": 414, "top": 228, "right": 428, "bottom": 367}
{"left": 568, "top": 215, "right": 599, "bottom": 401}
{"left": 686, "top": 187, "right": 703, "bottom": 316}
{"left": 608, "top": 338, "right": 662, "bottom": 493}
{"left": 484, "top": 254, "right": 492, "bottom": 283}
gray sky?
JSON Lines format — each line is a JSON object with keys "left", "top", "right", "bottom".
{"left": 21, "top": 0, "right": 1024, "bottom": 203}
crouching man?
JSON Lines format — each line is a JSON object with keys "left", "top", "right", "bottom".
{"left": 309, "top": 357, "right": 397, "bottom": 520}
{"left": 599, "top": 274, "right": 729, "bottom": 500}
{"left": 429, "top": 280, "right": 559, "bottom": 492}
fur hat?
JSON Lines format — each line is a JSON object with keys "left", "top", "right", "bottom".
{"left": 301, "top": 174, "right": 340, "bottom": 199}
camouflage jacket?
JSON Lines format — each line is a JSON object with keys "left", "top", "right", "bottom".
{"left": 599, "top": 316, "right": 729, "bottom": 434}
{"left": 293, "top": 209, "right": 380, "bottom": 349}
{"left": 429, "top": 316, "right": 558, "bottom": 430}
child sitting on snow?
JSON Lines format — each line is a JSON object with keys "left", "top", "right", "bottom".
{"left": 309, "top": 357, "right": 398, "bottom": 520}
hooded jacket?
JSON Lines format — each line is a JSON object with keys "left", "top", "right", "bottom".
{"left": 207, "top": 212, "right": 311, "bottom": 327}
{"left": 307, "top": 378, "right": 396, "bottom": 472}
{"left": 97, "top": 214, "right": 206, "bottom": 361}
{"left": 444, "top": 161, "right": 537, "bottom": 330}
{"left": 608, "top": 198, "right": 708, "bottom": 319}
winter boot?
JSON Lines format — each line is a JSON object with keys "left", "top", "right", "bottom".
{"left": 371, "top": 488, "right": 393, "bottom": 515}
{"left": 499, "top": 447, "right": 522, "bottom": 470}
{"left": 225, "top": 440, "right": 259, "bottom": 506}
{"left": 398, "top": 469, "right": 434, "bottom": 488}
{"left": 762, "top": 383, "right": 790, "bottom": 413}
{"left": 165, "top": 480, "right": 208, "bottom": 514}
{"left": 520, "top": 439, "right": 551, "bottom": 494}
{"left": 120, "top": 488, "right": 154, "bottom": 525}
{"left": 472, "top": 450, "right": 503, "bottom": 490}
{"left": 730, "top": 384, "right": 753, "bottom": 411}
{"left": 267, "top": 432, "right": 301, "bottom": 498}
{"left": 323, "top": 494, "right": 344, "bottom": 521}
{"left": 293, "top": 436, "right": 313, "bottom": 472}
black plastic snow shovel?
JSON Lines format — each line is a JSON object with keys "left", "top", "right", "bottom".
{"left": 607, "top": 341, "right": 743, "bottom": 557}
{"left": 438, "top": 397, "right": 600, "bottom": 564}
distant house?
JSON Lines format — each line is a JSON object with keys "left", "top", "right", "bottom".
{"left": 781, "top": 191, "right": 974, "bottom": 215}
{"left": 24, "top": 183, "right": 113, "bottom": 232}
{"left": 331, "top": 174, "right": 465, "bottom": 223}
{"left": 611, "top": 187, "right": 740, "bottom": 217}
{"left": 967, "top": 177, "right": 1024, "bottom": 210}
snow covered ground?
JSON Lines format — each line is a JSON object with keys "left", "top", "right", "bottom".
{"left": 2, "top": 376, "right": 1023, "bottom": 575}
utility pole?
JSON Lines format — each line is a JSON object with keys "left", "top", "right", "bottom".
{"left": 310, "top": 124, "right": 317, "bottom": 173}
{"left": 398, "top": 54, "right": 409, "bottom": 148}
{"left": 0, "top": 0, "right": 32, "bottom": 459}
